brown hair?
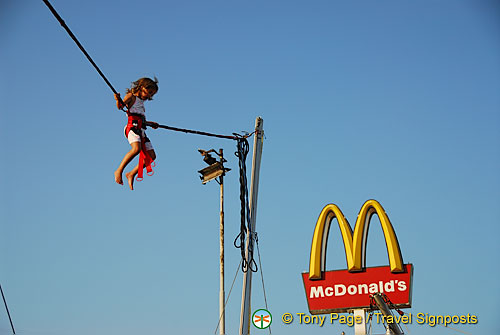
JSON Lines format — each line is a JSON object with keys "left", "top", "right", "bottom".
{"left": 127, "top": 77, "right": 159, "bottom": 100}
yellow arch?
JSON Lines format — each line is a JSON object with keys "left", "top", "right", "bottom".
{"left": 309, "top": 200, "right": 404, "bottom": 280}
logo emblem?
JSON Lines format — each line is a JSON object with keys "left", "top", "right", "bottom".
{"left": 252, "top": 309, "right": 272, "bottom": 329}
{"left": 302, "top": 199, "right": 414, "bottom": 314}
{"left": 309, "top": 199, "right": 404, "bottom": 279}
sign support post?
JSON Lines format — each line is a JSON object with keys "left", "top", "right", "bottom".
{"left": 354, "top": 309, "right": 367, "bottom": 335}
{"left": 239, "top": 117, "right": 264, "bottom": 335}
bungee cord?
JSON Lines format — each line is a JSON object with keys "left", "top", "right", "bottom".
{"left": 42, "top": 0, "right": 121, "bottom": 99}
{"left": 148, "top": 122, "right": 240, "bottom": 140}
{"left": 0, "top": 284, "right": 15, "bottom": 335}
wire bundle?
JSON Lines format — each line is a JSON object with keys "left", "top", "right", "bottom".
{"left": 234, "top": 135, "right": 257, "bottom": 273}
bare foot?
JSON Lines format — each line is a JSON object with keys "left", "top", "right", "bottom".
{"left": 125, "top": 171, "right": 135, "bottom": 190}
{"left": 114, "top": 170, "right": 123, "bottom": 185}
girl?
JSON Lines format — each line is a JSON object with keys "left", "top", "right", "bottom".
{"left": 114, "top": 77, "right": 159, "bottom": 190}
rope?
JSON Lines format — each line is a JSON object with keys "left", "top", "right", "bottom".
{"left": 233, "top": 135, "right": 257, "bottom": 273}
{"left": 214, "top": 259, "right": 243, "bottom": 334}
{"left": 367, "top": 310, "right": 373, "bottom": 335}
{"left": 403, "top": 321, "right": 411, "bottom": 334}
{"left": 437, "top": 324, "right": 472, "bottom": 335}
{"left": 255, "top": 233, "right": 271, "bottom": 334}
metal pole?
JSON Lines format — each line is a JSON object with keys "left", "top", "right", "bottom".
{"left": 219, "top": 149, "right": 226, "bottom": 335}
{"left": 239, "top": 117, "right": 264, "bottom": 335}
{"left": 371, "top": 293, "right": 403, "bottom": 335}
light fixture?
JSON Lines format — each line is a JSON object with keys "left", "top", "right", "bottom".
{"left": 198, "top": 149, "right": 231, "bottom": 184}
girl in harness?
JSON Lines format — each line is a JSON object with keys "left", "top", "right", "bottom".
{"left": 114, "top": 77, "right": 159, "bottom": 190}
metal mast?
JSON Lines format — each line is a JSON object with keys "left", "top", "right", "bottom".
{"left": 218, "top": 149, "right": 226, "bottom": 335}
{"left": 371, "top": 293, "right": 404, "bottom": 335}
{"left": 239, "top": 117, "right": 264, "bottom": 335}
{"left": 198, "top": 149, "right": 231, "bottom": 334}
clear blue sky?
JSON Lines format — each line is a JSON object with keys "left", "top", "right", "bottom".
{"left": 1, "top": 1, "right": 499, "bottom": 334}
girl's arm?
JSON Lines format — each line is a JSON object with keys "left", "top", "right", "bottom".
{"left": 147, "top": 121, "right": 159, "bottom": 129}
{"left": 114, "top": 92, "right": 135, "bottom": 109}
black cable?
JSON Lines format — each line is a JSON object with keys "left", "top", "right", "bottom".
{"left": 233, "top": 135, "right": 257, "bottom": 273}
{"left": 42, "top": 0, "right": 119, "bottom": 96}
{"left": 0, "top": 284, "right": 15, "bottom": 334}
{"left": 151, "top": 122, "right": 238, "bottom": 140}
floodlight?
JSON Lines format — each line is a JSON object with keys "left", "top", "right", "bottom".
{"left": 198, "top": 149, "right": 217, "bottom": 165}
{"left": 197, "top": 148, "right": 230, "bottom": 184}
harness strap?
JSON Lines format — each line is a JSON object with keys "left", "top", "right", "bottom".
{"left": 125, "top": 114, "right": 154, "bottom": 181}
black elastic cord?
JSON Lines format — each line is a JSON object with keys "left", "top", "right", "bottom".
{"left": 42, "top": 0, "right": 119, "bottom": 96}
{"left": 0, "top": 284, "right": 15, "bottom": 334}
{"left": 150, "top": 122, "right": 238, "bottom": 140}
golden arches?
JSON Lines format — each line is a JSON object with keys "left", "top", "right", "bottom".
{"left": 309, "top": 200, "right": 404, "bottom": 280}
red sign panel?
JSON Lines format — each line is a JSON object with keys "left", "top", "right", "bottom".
{"left": 302, "top": 264, "right": 413, "bottom": 314}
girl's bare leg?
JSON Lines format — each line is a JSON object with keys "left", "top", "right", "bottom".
{"left": 125, "top": 149, "right": 156, "bottom": 190}
{"left": 114, "top": 142, "right": 141, "bottom": 185}
{"left": 125, "top": 166, "right": 138, "bottom": 190}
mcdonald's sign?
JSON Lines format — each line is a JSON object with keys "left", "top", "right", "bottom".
{"left": 302, "top": 200, "right": 413, "bottom": 314}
